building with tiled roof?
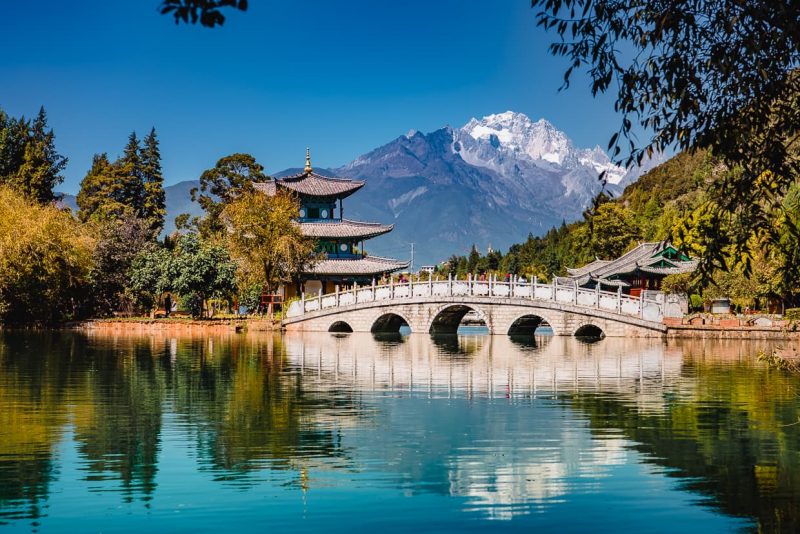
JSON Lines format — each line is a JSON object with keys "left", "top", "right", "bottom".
{"left": 564, "top": 242, "right": 697, "bottom": 296}
{"left": 256, "top": 149, "right": 408, "bottom": 297}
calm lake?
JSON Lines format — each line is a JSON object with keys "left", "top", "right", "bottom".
{"left": 1, "top": 330, "right": 798, "bottom": 532}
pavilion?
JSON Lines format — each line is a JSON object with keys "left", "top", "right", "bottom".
{"left": 254, "top": 150, "right": 409, "bottom": 299}
{"left": 563, "top": 242, "right": 697, "bottom": 297}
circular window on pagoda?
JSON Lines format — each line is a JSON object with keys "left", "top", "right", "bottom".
{"left": 340, "top": 243, "right": 348, "bottom": 252}
{"left": 299, "top": 208, "right": 306, "bottom": 218}
{"left": 321, "top": 209, "right": 328, "bottom": 218}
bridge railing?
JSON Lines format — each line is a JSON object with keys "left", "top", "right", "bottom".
{"left": 286, "top": 275, "right": 662, "bottom": 321}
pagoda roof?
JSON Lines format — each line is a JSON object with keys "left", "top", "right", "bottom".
{"left": 254, "top": 171, "right": 365, "bottom": 200}
{"left": 565, "top": 242, "right": 697, "bottom": 285}
{"left": 305, "top": 256, "right": 409, "bottom": 276}
{"left": 297, "top": 219, "right": 394, "bottom": 239}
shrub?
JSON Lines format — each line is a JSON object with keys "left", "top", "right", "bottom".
{"left": 786, "top": 308, "right": 800, "bottom": 320}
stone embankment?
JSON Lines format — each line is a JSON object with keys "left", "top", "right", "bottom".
{"left": 664, "top": 314, "right": 800, "bottom": 339}
{"left": 78, "top": 318, "right": 276, "bottom": 334}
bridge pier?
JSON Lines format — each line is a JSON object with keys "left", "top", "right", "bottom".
{"left": 283, "top": 297, "right": 665, "bottom": 338}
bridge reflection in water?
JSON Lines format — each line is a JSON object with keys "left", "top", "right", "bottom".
{"left": 0, "top": 331, "right": 795, "bottom": 531}
{"left": 283, "top": 333, "right": 682, "bottom": 400}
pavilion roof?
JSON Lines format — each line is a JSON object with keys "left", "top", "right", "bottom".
{"left": 565, "top": 242, "right": 697, "bottom": 284}
{"left": 297, "top": 219, "right": 394, "bottom": 239}
{"left": 304, "top": 256, "right": 409, "bottom": 276}
{"left": 255, "top": 171, "right": 365, "bottom": 200}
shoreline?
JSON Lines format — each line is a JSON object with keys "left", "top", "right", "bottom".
{"left": 2, "top": 319, "right": 800, "bottom": 340}
{"left": 66, "top": 317, "right": 280, "bottom": 334}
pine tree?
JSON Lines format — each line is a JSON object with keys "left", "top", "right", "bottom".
{"left": 6, "top": 107, "right": 67, "bottom": 203}
{"left": 0, "top": 110, "right": 28, "bottom": 179}
{"left": 77, "top": 154, "right": 129, "bottom": 222}
{"left": 120, "top": 131, "right": 146, "bottom": 216}
{"left": 140, "top": 128, "right": 166, "bottom": 234}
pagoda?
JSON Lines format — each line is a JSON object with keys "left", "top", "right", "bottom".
{"left": 254, "top": 149, "right": 409, "bottom": 298}
{"left": 563, "top": 242, "right": 697, "bottom": 297}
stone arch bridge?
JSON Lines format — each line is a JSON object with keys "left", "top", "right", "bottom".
{"left": 283, "top": 278, "right": 670, "bottom": 338}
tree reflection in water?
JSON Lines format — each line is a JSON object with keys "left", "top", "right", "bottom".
{"left": 0, "top": 332, "right": 799, "bottom": 531}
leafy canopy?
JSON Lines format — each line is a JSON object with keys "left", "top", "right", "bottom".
{"left": 0, "top": 185, "right": 95, "bottom": 322}
{"left": 530, "top": 0, "right": 800, "bottom": 279}
{"left": 221, "top": 190, "right": 318, "bottom": 293}
{"left": 190, "top": 153, "right": 267, "bottom": 237}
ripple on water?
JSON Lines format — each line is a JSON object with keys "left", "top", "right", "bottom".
{"left": 0, "top": 331, "right": 791, "bottom": 531}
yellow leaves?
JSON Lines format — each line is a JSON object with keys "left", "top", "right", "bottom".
{"left": 0, "top": 185, "right": 96, "bottom": 321}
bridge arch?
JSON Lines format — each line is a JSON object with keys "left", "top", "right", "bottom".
{"left": 574, "top": 323, "right": 605, "bottom": 339}
{"left": 371, "top": 312, "right": 412, "bottom": 334}
{"left": 428, "top": 304, "right": 489, "bottom": 335}
{"left": 328, "top": 320, "right": 354, "bottom": 333}
{"left": 506, "top": 312, "right": 554, "bottom": 336}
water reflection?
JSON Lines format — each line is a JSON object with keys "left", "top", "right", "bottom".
{"left": 0, "top": 331, "right": 797, "bottom": 531}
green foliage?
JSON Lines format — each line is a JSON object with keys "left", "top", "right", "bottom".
{"left": 0, "top": 107, "right": 67, "bottom": 204}
{"left": 590, "top": 202, "right": 640, "bottom": 259}
{"left": 661, "top": 273, "right": 692, "bottom": 295}
{"left": 0, "top": 185, "right": 95, "bottom": 322}
{"left": 77, "top": 130, "right": 165, "bottom": 235}
{"left": 141, "top": 128, "right": 166, "bottom": 234}
{"left": 190, "top": 153, "right": 267, "bottom": 237}
{"left": 160, "top": 0, "right": 247, "bottom": 27}
{"left": 89, "top": 216, "right": 154, "bottom": 316}
{"left": 531, "top": 0, "right": 800, "bottom": 283}
{"left": 127, "top": 243, "right": 173, "bottom": 311}
{"left": 785, "top": 308, "right": 800, "bottom": 321}
{"left": 221, "top": 190, "right": 317, "bottom": 293}
{"left": 169, "top": 233, "right": 237, "bottom": 312}
{"left": 128, "top": 233, "right": 237, "bottom": 317}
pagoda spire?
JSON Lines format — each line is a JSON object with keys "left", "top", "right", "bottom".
{"left": 304, "top": 148, "right": 312, "bottom": 173}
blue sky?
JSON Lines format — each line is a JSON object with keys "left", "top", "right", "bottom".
{"left": 2, "top": 0, "right": 621, "bottom": 193}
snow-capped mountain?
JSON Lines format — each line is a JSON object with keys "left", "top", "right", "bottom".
{"left": 339, "top": 111, "right": 643, "bottom": 265}
{"left": 458, "top": 111, "right": 626, "bottom": 186}
{"left": 68, "top": 111, "right": 648, "bottom": 265}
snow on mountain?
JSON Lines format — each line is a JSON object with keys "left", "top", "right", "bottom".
{"left": 460, "top": 111, "right": 626, "bottom": 184}
{"left": 337, "top": 111, "right": 642, "bottom": 266}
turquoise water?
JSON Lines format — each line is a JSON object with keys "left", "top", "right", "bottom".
{"left": 1, "top": 331, "right": 799, "bottom": 532}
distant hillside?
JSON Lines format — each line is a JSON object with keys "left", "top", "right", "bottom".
{"left": 59, "top": 111, "right": 662, "bottom": 265}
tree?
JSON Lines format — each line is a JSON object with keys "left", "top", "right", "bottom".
{"left": 590, "top": 203, "right": 641, "bottom": 259}
{"left": 89, "top": 216, "right": 154, "bottom": 315}
{"left": 120, "top": 131, "right": 146, "bottom": 217}
{"left": 531, "top": 0, "right": 800, "bottom": 279}
{"left": 77, "top": 154, "right": 127, "bottom": 222}
{"left": 0, "top": 110, "right": 28, "bottom": 182}
{"left": 127, "top": 243, "right": 173, "bottom": 312}
{"left": 140, "top": 128, "right": 166, "bottom": 234}
{"left": 191, "top": 153, "right": 267, "bottom": 237}
{"left": 0, "top": 185, "right": 95, "bottom": 323}
{"left": 221, "top": 190, "right": 317, "bottom": 303}
{"left": 0, "top": 107, "right": 66, "bottom": 203}
{"left": 169, "top": 233, "right": 237, "bottom": 317}
{"left": 160, "top": 0, "right": 247, "bottom": 28}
